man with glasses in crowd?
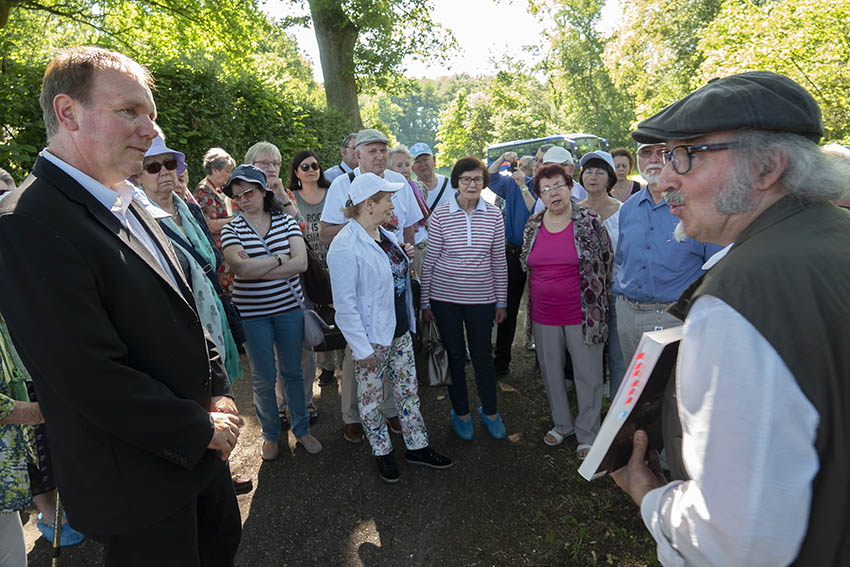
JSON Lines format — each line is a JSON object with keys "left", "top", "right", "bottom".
{"left": 611, "top": 142, "right": 721, "bottom": 365}
{"left": 324, "top": 133, "right": 359, "bottom": 182}
{"left": 612, "top": 70, "right": 850, "bottom": 567}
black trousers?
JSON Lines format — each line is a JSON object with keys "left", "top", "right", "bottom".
{"left": 100, "top": 463, "right": 242, "bottom": 567}
{"left": 494, "top": 242, "right": 527, "bottom": 372}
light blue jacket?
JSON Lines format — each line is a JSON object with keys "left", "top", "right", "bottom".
{"left": 326, "top": 219, "right": 416, "bottom": 360}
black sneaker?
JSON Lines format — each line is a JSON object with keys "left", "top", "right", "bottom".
{"left": 376, "top": 453, "right": 400, "bottom": 484}
{"left": 405, "top": 446, "right": 454, "bottom": 469}
{"left": 318, "top": 368, "right": 336, "bottom": 386}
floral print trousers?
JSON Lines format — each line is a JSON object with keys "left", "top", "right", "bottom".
{"left": 353, "top": 332, "right": 428, "bottom": 456}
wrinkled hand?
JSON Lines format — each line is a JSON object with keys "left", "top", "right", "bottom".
{"left": 267, "top": 176, "right": 285, "bottom": 195}
{"left": 208, "top": 412, "right": 240, "bottom": 461}
{"left": 610, "top": 429, "right": 667, "bottom": 506}
{"left": 494, "top": 307, "right": 507, "bottom": 324}
{"left": 421, "top": 308, "right": 435, "bottom": 323}
{"left": 356, "top": 354, "right": 377, "bottom": 371}
{"left": 237, "top": 249, "right": 249, "bottom": 260}
{"left": 511, "top": 170, "right": 527, "bottom": 187}
{"left": 0, "top": 401, "right": 44, "bottom": 425}
{"left": 210, "top": 395, "right": 238, "bottom": 416}
{"left": 402, "top": 242, "right": 415, "bottom": 260}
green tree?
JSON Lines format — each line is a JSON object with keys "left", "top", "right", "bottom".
{"left": 533, "top": 0, "right": 635, "bottom": 147}
{"left": 697, "top": 0, "right": 850, "bottom": 142}
{"left": 434, "top": 88, "right": 494, "bottom": 166}
{"left": 301, "top": 0, "right": 456, "bottom": 129}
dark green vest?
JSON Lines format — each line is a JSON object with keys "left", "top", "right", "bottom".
{"left": 669, "top": 196, "right": 850, "bottom": 566}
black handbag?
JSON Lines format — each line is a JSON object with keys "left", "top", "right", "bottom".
{"left": 312, "top": 304, "right": 346, "bottom": 352}
{"left": 302, "top": 241, "right": 334, "bottom": 306}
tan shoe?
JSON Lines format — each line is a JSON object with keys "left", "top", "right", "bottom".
{"left": 343, "top": 422, "right": 364, "bottom": 443}
{"left": 261, "top": 440, "right": 279, "bottom": 461}
{"left": 297, "top": 433, "right": 323, "bottom": 455}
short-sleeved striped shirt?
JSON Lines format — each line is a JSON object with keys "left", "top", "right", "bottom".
{"left": 221, "top": 213, "right": 304, "bottom": 319}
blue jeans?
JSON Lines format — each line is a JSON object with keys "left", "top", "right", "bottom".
{"left": 242, "top": 309, "right": 309, "bottom": 440}
{"left": 431, "top": 300, "right": 498, "bottom": 416}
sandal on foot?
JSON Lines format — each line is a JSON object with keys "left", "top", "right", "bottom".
{"left": 544, "top": 429, "right": 565, "bottom": 447}
{"left": 577, "top": 444, "right": 592, "bottom": 460}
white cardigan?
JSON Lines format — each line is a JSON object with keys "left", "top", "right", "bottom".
{"left": 326, "top": 219, "right": 416, "bottom": 360}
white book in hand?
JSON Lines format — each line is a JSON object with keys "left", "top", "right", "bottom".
{"left": 578, "top": 326, "right": 683, "bottom": 481}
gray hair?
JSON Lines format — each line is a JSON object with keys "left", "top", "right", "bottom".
{"left": 721, "top": 130, "right": 850, "bottom": 212}
{"left": 202, "top": 147, "right": 236, "bottom": 175}
{"left": 243, "top": 141, "right": 281, "bottom": 165}
{"left": 342, "top": 133, "right": 357, "bottom": 149}
{"left": 389, "top": 143, "right": 412, "bottom": 161}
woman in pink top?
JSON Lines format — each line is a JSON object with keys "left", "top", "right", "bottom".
{"left": 520, "top": 163, "right": 613, "bottom": 458}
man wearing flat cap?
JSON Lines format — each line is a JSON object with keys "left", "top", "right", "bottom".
{"left": 611, "top": 71, "right": 850, "bottom": 566}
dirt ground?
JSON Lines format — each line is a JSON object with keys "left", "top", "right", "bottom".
{"left": 21, "top": 325, "right": 660, "bottom": 567}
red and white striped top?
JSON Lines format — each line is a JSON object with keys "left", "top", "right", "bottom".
{"left": 420, "top": 197, "right": 508, "bottom": 306}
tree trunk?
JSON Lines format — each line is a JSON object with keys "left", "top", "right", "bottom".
{"left": 307, "top": 0, "right": 362, "bottom": 129}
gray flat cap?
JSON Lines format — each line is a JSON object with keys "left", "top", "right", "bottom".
{"left": 632, "top": 71, "right": 823, "bottom": 144}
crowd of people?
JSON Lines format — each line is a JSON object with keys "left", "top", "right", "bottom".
{"left": 0, "top": 45, "right": 848, "bottom": 567}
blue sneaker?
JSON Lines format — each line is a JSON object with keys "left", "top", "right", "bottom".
{"left": 477, "top": 407, "right": 506, "bottom": 439}
{"left": 37, "top": 513, "right": 85, "bottom": 547}
{"left": 450, "top": 410, "right": 474, "bottom": 440}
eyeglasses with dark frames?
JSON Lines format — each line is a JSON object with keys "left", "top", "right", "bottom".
{"left": 662, "top": 142, "right": 742, "bottom": 175}
{"left": 143, "top": 159, "right": 178, "bottom": 174}
{"left": 299, "top": 162, "right": 320, "bottom": 172}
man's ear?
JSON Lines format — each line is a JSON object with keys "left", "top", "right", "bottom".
{"left": 755, "top": 147, "right": 789, "bottom": 192}
{"left": 53, "top": 94, "right": 80, "bottom": 132}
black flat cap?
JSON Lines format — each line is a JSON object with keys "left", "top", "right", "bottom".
{"left": 632, "top": 71, "right": 823, "bottom": 144}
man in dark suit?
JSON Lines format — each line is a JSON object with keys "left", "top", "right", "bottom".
{"left": 0, "top": 46, "right": 242, "bottom": 566}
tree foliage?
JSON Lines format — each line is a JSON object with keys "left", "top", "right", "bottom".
{"left": 0, "top": 0, "right": 353, "bottom": 183}
{"left": 697, "top": 0, "right": 850, "bottom": 142}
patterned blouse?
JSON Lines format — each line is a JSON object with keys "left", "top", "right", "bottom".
{"left": 520, "top": 205, "right": 613, "bottom": 345}
{"left": 0, "top": 315, "right": 36, "bottom": 514}
{"left": 195, "top": 177, "right": 234, "bottom": 293}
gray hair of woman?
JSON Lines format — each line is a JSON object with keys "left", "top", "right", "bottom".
{"left": 243, "top": 141, "right": 281, "bottom": 165}
{"left": 389, "top": 144, "right": 413, "bottom": 161}
{"left": 202, "top": 147, "right": 236, "bottom": 175}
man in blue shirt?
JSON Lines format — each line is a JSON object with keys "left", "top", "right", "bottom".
{"left": 613, "top": 143, "right": 722, "bottom": 363}
{"left": 486, "top": 150, "right": 538, "bottom": 375}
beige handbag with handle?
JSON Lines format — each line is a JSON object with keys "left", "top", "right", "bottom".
{"left": 424, "top": 321, "right": 452, "bottom": 387}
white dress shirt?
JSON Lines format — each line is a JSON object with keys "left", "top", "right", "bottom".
{"left": 640, "top": 246, "right": 820, "bottom": 566}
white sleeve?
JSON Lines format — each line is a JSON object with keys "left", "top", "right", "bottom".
{"left": 320, "top": 176, "right": 349, "bottom": 225}
{"left": 533, "top": 198, "right": 545, "bottom": 214}
{"left": 326, "top": 237, "right": 373, "bottom": 360}
{"left": 640, "top": 295, "right": 819, "bottom": 567}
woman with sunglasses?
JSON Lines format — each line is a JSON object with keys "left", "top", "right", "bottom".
{"left": 137, "top": 136, "right": 243, "bottom": 384}
{"left": 287, "top": 150, "right": 340, "bottom": 389}
{"left": 221, "top": 165, "right": 322, "bottom": 461}
{"left": 420, "top": 157, "right": 509, "bottom": 441}
{"left": 519, "top": 163, "right": 613, "bottom": 458}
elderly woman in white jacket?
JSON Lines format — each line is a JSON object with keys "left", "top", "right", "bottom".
{"left": 327, "top": 173, "right": 453, "bottom": 483}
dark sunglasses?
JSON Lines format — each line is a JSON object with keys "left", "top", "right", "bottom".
{"left": 143, "top": 159, "right": 178, "bottom": 174}
{"left": 299, "top": 162, "right": 320, "bottom": 172}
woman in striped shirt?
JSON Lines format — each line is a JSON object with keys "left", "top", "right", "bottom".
{"left": 221, "top": 165, "right": 322, "bottom": 461}
{"left": 420, "top": 157, "right": 509, "bottom": 441}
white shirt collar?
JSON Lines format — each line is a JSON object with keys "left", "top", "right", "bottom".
{"left": 703, "top": 243, "right": 733, "bottom": 270}
{"left": 448, "top": 194, "right": 488, "bottom": 213}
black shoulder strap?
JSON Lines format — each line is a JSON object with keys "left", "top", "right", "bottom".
{"left": 348, "top": 171, "right": 356, "bottom": 182}
{"left": 431, "top": 177, "right": 449, "bottom": 209}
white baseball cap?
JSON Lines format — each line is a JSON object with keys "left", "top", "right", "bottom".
{"left": 542, "top": 146, "right": 574, "bottom": 166}
{"left": 348, "top": 172, "right": 405, "bottom": 205}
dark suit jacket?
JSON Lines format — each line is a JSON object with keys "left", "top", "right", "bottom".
{"left": 0, "top": 156, "right": 232, "bottom": 535}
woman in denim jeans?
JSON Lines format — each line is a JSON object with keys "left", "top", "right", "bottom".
{"left": 221, "top": 165, "right": 322, "bottom": 461}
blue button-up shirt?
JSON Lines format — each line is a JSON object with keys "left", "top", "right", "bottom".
{"left": 612, "top": 187, "right": 722, "bottom": 303}
{"left": 488, "top": 172, "right": 537, "bottom": 246}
